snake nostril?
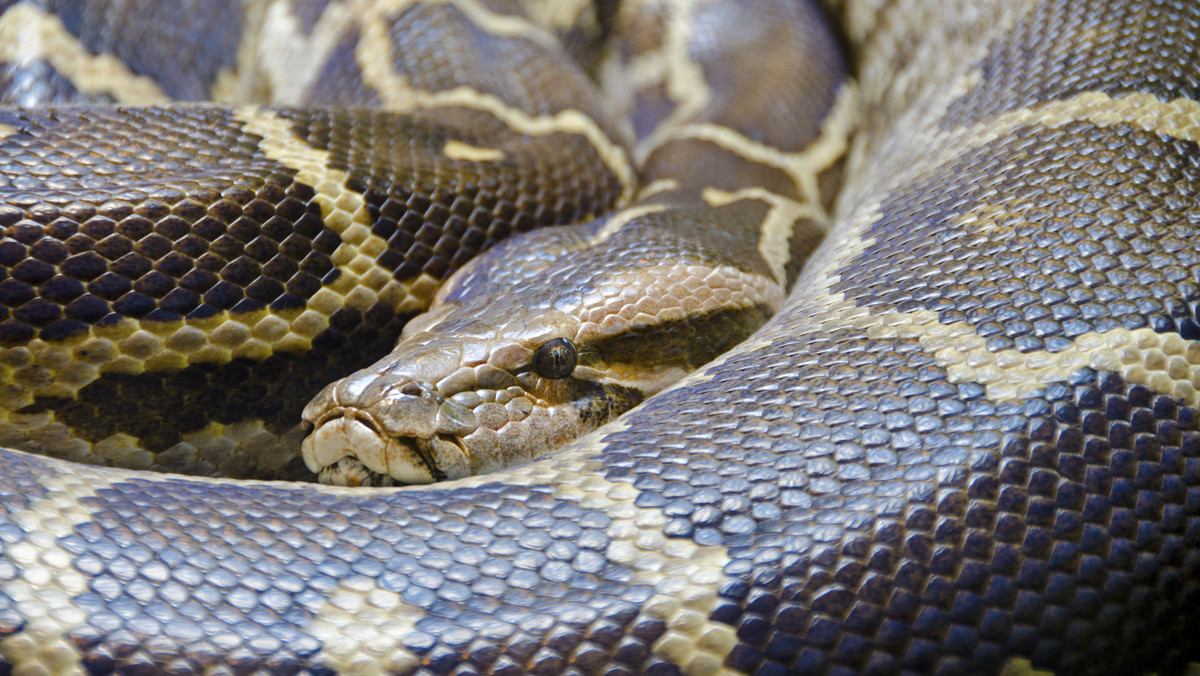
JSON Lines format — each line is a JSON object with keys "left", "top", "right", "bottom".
{"left": 400, "top": 383, "right": 424, "bottom": 397}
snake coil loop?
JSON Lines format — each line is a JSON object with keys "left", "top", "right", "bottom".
{"left": 1, "top": 0, "right": 1199, "bottom": 674}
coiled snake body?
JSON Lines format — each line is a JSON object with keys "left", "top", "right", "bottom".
{"left": 2, "top": 0, "right": 1200, "bottom": 674}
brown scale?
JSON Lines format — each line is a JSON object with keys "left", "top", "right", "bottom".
{"left": 0, "top": 106, "right": 307, "bottom": 343}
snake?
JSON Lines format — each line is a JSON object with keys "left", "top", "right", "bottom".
{"left": 1, "top": 0, "right": 1199, "bottom": 674}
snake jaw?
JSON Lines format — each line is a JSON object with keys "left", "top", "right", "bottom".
{"left": 317, "top": 457, "right": 394, "bottom": 487}
{"left": 301, "top": 378, "right": 477, "bottom": 485}
{"left": 302, "top": 411, "right": 466, "bottom": 485}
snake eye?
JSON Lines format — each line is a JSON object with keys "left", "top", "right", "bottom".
{"left": 532, "top": 338, "right": 577, "bottom": 379}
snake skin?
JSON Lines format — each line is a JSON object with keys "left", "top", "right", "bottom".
{"left": 3, "top": 0, "right": 1200, "bottom": 675}
{"left": 0, "top": 0, "right": 631, "bottom": 479}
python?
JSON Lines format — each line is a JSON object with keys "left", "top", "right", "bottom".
{"left": 1, "top": 0, "right": 1199, "bottom": 674}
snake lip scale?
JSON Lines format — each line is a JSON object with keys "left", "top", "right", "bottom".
{"left": 3, "top": 0, "right": 1200, "bottom": 675}
{"left": 302, "top": 398, "right": 465, "bottom": 486}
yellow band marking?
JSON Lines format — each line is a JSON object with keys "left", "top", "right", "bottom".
{"left": 48, "top": 412, "right": 745, "bottom": 675}
{"left": 561, "top": 459, "right": 739, "bottom": 675}
{"left": 0, "top": 4, "right": 169, "bottom": 103}
{"left": 835, "top": 0, "right": 881, "bottom": 44}
{"left": 309, "top": 577, "right": 423, "bottom": 674}
{"left": 647, "top": 84, "right": 860, "bottom": 215}
{"left": 991, "top": 91, "right": 1200, "bottom": 143}
{"left": 702, "top": 187, "right": 824, "bottom": 285}
{"left": 860, "top": 310, "right": 1200, "bottom": 405}
{"left": 853, "top": 0, "right": 1034, "bottom": 129}
{"left": 464, "top": 420, "right": 740, "bottom": 676}
{"left": 363, "top": 82, "right": 636, "bottom": 204}
{"left": 351, "top": 1, "right": 634, "bottom": 201}
{"left": 620, "top": 49, "right": 671, "bottom": 93}
{"left": 602, "top": 495, "right": 739, "bottom": 676}
{"left": 216, "top": 0, "right": 564, "bottom": 104}
{"left": 234, "top": 106, "right": 438, "bottom": 315}
{"left": 908, "top": 91, "right": 1200, "bottom": 175}
{"left": 805, "top": 197, "right": 883, "bottom": 286}
{"left": 589, "top": 203, "right": 671, "bottom": 245}
{"left": 789, "top": 96, "right": 1197, "bottom": 353}
{"left": 425, "top": 0, "right": 562, "bottom": 50}
{"left": 519, "top": 0, "right": 595, "bottom": 34}
{"left": 0, "top": 304, "right": 321, "bottom": 470}
{"left": 635, "top": 178, "right": 681, "bottom": 200}
{"left": 442, "top": 139, "right": 505, "bottom": 162}
{"left": 626, "top": 0, "right": 714, "bottom": 156}
{"left": 888, "top": 91, "right": 1200, "bottom": 194}
{"left": 0, "top": 473, "right": 105, "bottom": 676}
{"left": 221, "top": 0, "right": 358, "bottom": 104}
{"left": 0, "top": 305, "right": 314, "bottom": 403}
{"left": 595, "top": 48, "right": 664, "bottom": 133}
{"left": 363, "top": 0, "right": 564, "bottom": 48}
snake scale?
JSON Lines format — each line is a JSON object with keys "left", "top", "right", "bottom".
{"left": 1, "top": 0, "right": 1200, "bottom": 674}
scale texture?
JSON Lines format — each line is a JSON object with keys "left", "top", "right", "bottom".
{"left": 1, "top": 0, "right": 1199, "bottom": 675}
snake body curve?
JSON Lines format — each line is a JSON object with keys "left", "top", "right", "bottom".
{"left": 3, "top": 0, "right": 1200, "bottom": 675}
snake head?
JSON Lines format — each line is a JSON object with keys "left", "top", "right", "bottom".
{"left": 300, "top": 214, "right": 786, "bottom": 486}
{"left": 300, "top": 336, "right": 482, "bottom": 486}
{"left": 299, "top": 312, "right": 628, "bottom": 487}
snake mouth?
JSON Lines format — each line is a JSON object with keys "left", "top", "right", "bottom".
{"left": 318, "top": 457, "right": 395, "bottom": 487}
{"left": 301, "top": 409, "right": 470, "bottom": 485}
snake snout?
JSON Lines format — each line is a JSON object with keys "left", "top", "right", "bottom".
{"left": 302, "top": 411, "right": 439, "bottom": 485}
{"left": 301, "top": 380, "right": 473, "bottom": 485}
